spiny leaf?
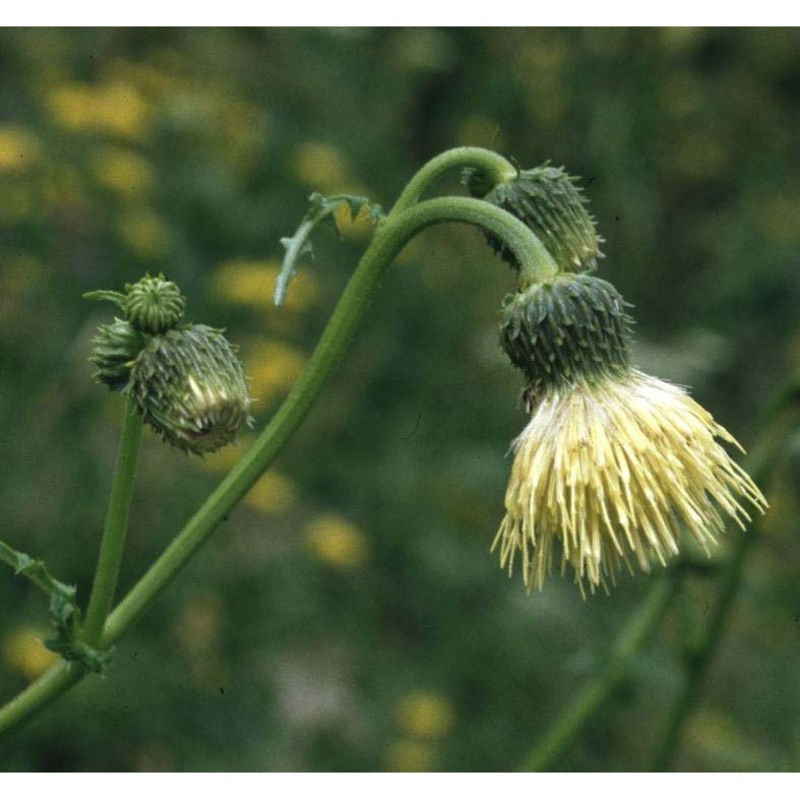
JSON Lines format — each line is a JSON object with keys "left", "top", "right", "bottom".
{"left": 274, "top": 192, "right": 385, "bottom": 307}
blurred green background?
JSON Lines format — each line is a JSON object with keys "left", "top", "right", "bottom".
{"left": 1, "top": 28, "right": 799, "bottom": 771}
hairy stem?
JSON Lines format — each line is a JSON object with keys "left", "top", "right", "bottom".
{"left": 81, "top": 393, "right": 143, "bottom": 646}
{"left": 0, "top": 662, "right": 84, "bottom": 737}
{"left": 391, "top": 146, "right": 516, "bottom": 214}
{"left": 519, "top": 574, "right": 679, "bottom": 772}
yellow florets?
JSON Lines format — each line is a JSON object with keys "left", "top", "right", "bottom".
{"left": 493, "top": 370, "right": 768, "bottom": 594}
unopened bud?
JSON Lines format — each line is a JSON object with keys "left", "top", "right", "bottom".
{"left": 130, "top": 325, "right": 252, "bottom": 454}
{"left": 122, "top": 274, "right": 186, "bottom": 334}
{"left": 467, "top": 164, "right": 603, "bottom": 273}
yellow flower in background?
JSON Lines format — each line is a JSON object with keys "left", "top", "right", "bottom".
{"left": 45, "top": 81, "right": 151, "bottom": 140}
{"left": 0, "top": 127, "right": 41, "bottom": 174}
{"left": 117, "top": 207, "right": 172, "bottom": 259}
{"left": 385, "top": 739, "right": 436, "bottom": 772}
{"left": 90, "top": 146, "right": 155, "bottom": 198}
{"left": 245, "top": 340, "right": 306, "bottom": 407}
{"left": 306, "top": 514, "right": 368, "bottom": 570}
{"left": 245, "top": 472, "right": 299, "bottom": 516}
{"left": 394, "top": 691, "right": 455, "bottom": 739}
{"left": 333, "top": 196, "right": 377, "bottom": 241}
{"left": 2, "top": 629, "right": 59, "bottom": 680}
{"left": 213, "top": 259, "right": 319, "bottom": 312}
{"left": 292, "top": 141, "right": 350, "bottom": 191}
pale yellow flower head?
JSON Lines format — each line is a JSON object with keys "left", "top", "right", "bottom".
{"left": 494, "top": 370, "right": 767, "bottom": 594}
{"left": 494, "top": 273, "right": 767, "bottom": 594}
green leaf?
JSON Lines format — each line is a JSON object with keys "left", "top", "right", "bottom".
{"left": 83, "top": 290, "right": 127, "bottom": 308}
{"left": 274, "top": 192, "right": 385, "bottom": 307}
{"left": 0, "top": 539, "right": 110, "bottom": 673}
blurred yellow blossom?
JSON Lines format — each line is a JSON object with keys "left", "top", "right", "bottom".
{"left": 2, "top": 628, "right": 59, "bottom": 680}
{"left": 0, "top": 127, "right": 41, "bottom": 174}
{"left": 245, "top": 340, "right": 306, "bottom": 407}
{"left": 117, "top": 207, "right": 172, "bottom": 259}
{"left": 46, "top": 81, "right": 151, "bottom": 140}
{"left": 333, "top": 196, "right": 377, "bottom": 241}
{"left": 90, "top": 146, "right": 155, "bottom": 198}
{"left": 213, "top": 259, "right": 319, "bottom": 312}
{"left": 384, "top": 739, "right": 436, "bottom": 772}
{"left": 306, "top": 514, "right": 369, "bottom": 570}
{"left": 394, "top": 691, "right": 455, "bottom": 739}
{"left": 245, "top": 471, "right": 299, "bottom": 516}
{"left": 292, "top": 141, "right": 350, "bottom": 191}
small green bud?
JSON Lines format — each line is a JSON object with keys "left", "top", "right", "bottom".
{"left": 500, "top": 273, "right": 632, "bottom": 398}
{"left": 122, "top": 274, "right": 186, "bottom": 334}
{"left": 89, "top": 318, "right": 146, "bottom": 391}
{"left": 130, "top": 325, "right": 252, "bottom": 455}
{"left": 467, "top": 164, "right": 603, "bottom": 273}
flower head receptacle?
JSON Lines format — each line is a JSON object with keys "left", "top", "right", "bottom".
{"left": 494, "top": 273, "right": 768, "bottom": 594}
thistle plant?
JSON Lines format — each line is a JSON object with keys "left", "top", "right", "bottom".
{"left": 0, "top": 147, "right": 774, "bottom": 769}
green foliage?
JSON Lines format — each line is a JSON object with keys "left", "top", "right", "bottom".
{"left": 1, "top": 27, "right": 799, "bottom": 771}
{"left": 276, "top": 192, "right": 384, "bottom": 306}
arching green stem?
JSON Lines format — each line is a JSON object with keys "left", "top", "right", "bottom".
{"left": 391, "top": 146, "right": 517, "bottom": 214}
{"left": 0, "top": 194, "right": 556, "bottom": 736}
{"left": 103, "top": 197, "right": 556, "bottom": 644}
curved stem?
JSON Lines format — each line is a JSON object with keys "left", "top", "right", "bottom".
{"left": 103, "top": 197, "right": 556, "bottom": 646}
{"left": 519, "top": 574, "right": 679, "bottom": 772}
{"left": 82, "top": 393, "right": 143, "bottom": 646}
{"left": 0, "top": 192, "right": 555, "bottom": 736}
{"left": 391, "top": 146, "right": 516, "bottom": 214}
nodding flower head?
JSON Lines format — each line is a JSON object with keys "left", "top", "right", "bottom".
{"left": 494, "top": 273, "right": 767, "bottom": 595}
{"left": 122, "top": 274, "right": 186, "bottom": 335}
{"left": 466, "top": 164, "right": 603, "bottom": 273}
{"left": 129, "top": 325, "right": 253, "bottom": 455}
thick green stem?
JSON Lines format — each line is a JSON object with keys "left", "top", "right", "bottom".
{"left": 391, "top": 146, "right": 516, "bottom": 213}
{"left": 81, "top": 393, "right": 143, "bottom": 646}
{"left": 0, "top": 662, "right": 84, "bottom": 736}
{"left": 103, "top": 197, "right": 556, "bottom": 646}
{"left": 519, "top": 575, "right": 679, "bottom": 772}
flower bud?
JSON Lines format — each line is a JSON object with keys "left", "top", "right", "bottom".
{"left": 500, "top": 273, "right": 632, "bottom": 398}
{"left": 467, "top": 164, "right": 603, "bottom": 273}
{"left": 129, "top": 325, "right": 252, "bottom": 454}
{"left": 89, "top": 318, "right": 146, "bottom": 391}
{"left": 122, "top": 274, "right": 186, "bottom": 334}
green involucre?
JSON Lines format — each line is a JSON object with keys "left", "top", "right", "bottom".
{"left": 500, "top": 273, "right": 633, "bottom": 396}
{"left": 90, "top": 318, "right": 146, "bottom": 391}
{"left": 129, "top": 325, "right": 252, "bottom": 454}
